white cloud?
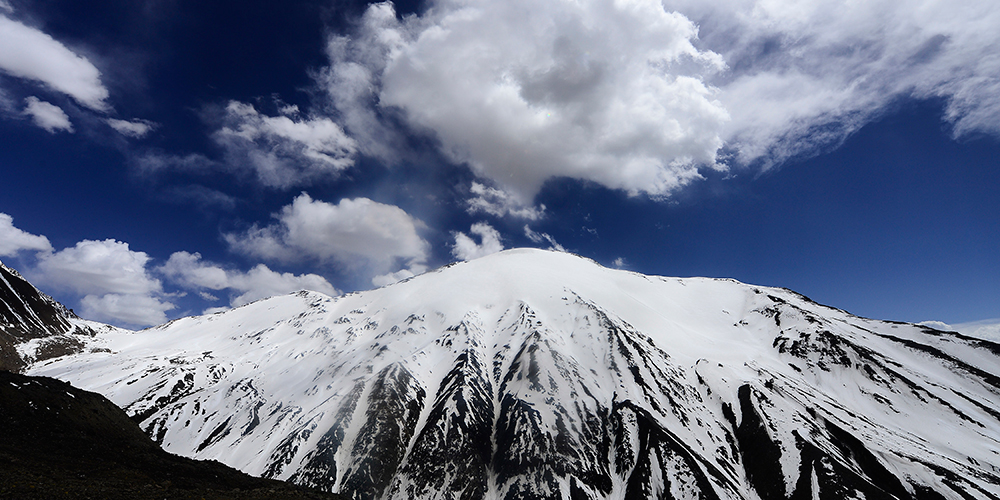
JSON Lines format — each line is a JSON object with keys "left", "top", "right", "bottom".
{"left": 107, "top": 118, "right": 155, "bottom": 138}
{"left": 212, "top": 101, "right": 358, "bottom": 188}
{"left": 325, "top": 0, "right": 728, "bottom": 202}
{"left": 612, "top": 257, "right": 626, "bottom": 269}
{"left": 32, "top": 239, "right": 175, "bottom": 327}
{"left": 320, "top": 17, "right": 409, "bottom": 164}
{"left": 23, "top": 96, "right": 72, "bottom": 133}
{"left": 921, "top": 319, "right": 1000, "bottom": 342}
{"left": 35, "top": 239, "right": 161, "bottom": 296}
{"left": 656, "top": 0, "right": 1000, "bottom": 167}
{"left": 0, "top": 14, "right": 108, "bottom": 110}
{"left": 524, "top": 225, "right": 566, "bottom": 252}
{"left": 322, "top": 0, "right": 1000, "bottom": 198}
{"left": 80, "top": 293, "right": 175, "bottom": 327}
{"left": 467, "top": 182, "right": 544, "bottom": 220}
{"left": 0, "top": 213, "right": 53, "bottom": 256}
{"left": 158, "top": 251, "right": 340, "bottom": 306}
{"left": 371, "top": 268, "right": 418, "bottom": 287}
{"left": 226, "top": 193, "right": 429, "bottom": 275}
{"left": 159, "top": 251, "right": 229, "bottom": 290}
{"left": 452, "top": 222, "right": 504, "bottom": 261}
{"left": 227, "top": 264, "right": 338, "bottom": 306}
{"left": 0, "top": 1, "right": 12, "bottom": 14}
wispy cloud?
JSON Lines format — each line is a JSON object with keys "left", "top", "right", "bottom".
{"left": 524, "top": 225, "right": 566, "bottom": 252}
{"left": 158, "top": 185, "right": 237, "bottom": 211}
{"left": 662, "top": 0, "right": 1000, "bottom": 167}
{"left": 158, "top": 251, "right": 339, "bottom": 309}
{"left": 466, "top": 182, "right": 544, "bottom": 220}
{"left": 106, "top": 118, "right": 155, "bottom": 138}
{"left": 212, "top": 101, "right": 357, "bottom": 189}
{"left": 0, "top": 14, "right": 109, "bottom": 111}
{"left": 132, "top": 151, "right": 216, "bottom": 176}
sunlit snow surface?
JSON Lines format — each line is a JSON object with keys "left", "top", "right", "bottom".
{"left": 28, "top": 249, "right": 1000, "bottom": 499}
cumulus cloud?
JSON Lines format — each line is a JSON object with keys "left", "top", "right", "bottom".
{"left": 22, "top": 96, "right": 72, "bottom": 133}
{"left": 524, "top": 225, "right": 566, "bottom": 252}
{"left": 0, "top": 14, "right": 108, "bottom": 110}
{"left": 0, "top": 213, "right": 53, "bottom": 256}
{"left": 212, "top": 101, "right": 358, "bottom": 188}
{"left": 226, "top": 265, "right": 339, "bottom": 306}
{"left": 107, "top": 118, "right": 155, "bottom": 138}
{"left": 35, "top": 239, "right": 162, "bottom": 296}
{"left": 321, "top": 0, "right": 1000, "bottom": 198}
{"left": 32, "top": 239, "right": 175, "bottom": 327}
{"left": 326, "top": 0, "right": 727, "bottom": 201}
{"left": 79, "top": 293, "right": 175, "bottom": 327}
{"left": 226, "top": 193, "right": 429, "bottom": 276}
{"left": 158, "top": 251, "right": 339, "bottom": 307}
{"left": 452, "top": 222, "right": 504, "bottom": 261}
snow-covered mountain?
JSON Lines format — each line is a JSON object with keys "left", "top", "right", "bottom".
{"left": 21, "top": 249, "right": 1000, "bottom": 499}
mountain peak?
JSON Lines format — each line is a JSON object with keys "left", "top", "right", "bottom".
{"left": 21, "top": 251, "right": 1000, "bottom": 498}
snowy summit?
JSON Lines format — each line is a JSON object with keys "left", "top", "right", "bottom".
{"left": 15, "top": 249, "right": 1000, "bottom": 499}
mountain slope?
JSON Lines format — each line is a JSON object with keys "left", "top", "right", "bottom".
{"left": 25, "top": 249, "right": 1000, "bottom": 499}
{"left": 0, "top": 260, "right": 109, "bottom": 372}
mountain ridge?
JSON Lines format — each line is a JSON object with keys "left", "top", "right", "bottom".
{"left": 13, "top": 249, "right": 1000, "bottom": 499}
{"left": 0, "top": 259, "right": 106, "bottom": 372}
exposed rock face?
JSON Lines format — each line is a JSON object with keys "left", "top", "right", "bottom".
{"left": 0, "top": 261, "right": 95, "bottom": 372}
{"left": 20, "top": 249, "right": 1000, "bottom": 499}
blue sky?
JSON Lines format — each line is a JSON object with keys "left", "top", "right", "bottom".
{"left": 0, "top": 0, "right": 997, "bottom": 328}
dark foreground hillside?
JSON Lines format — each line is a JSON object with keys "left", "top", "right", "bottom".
{"left": 0, "top": 370, "right": 343, "bottom": 500}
